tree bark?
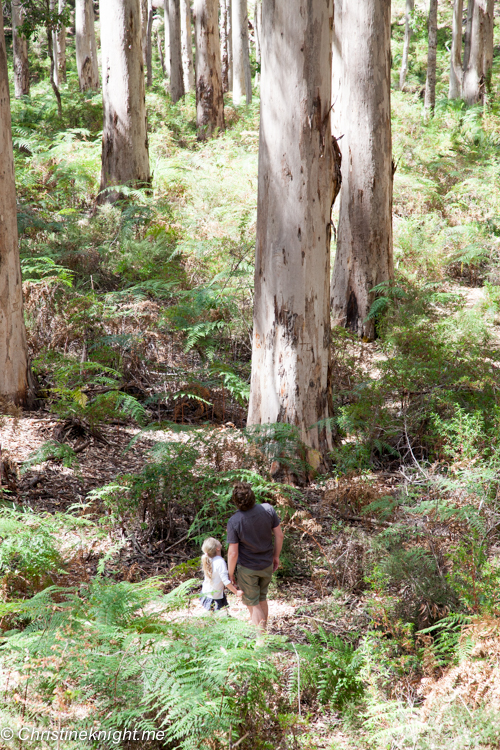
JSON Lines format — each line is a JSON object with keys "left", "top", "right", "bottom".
{"left": 220, "top": 0, "right": 231, "bottom": 93}
{"left": 232, "top": 0, "right": 251, "bottom": 105}
{"left": 140, "top": 0, "right": 148, "bottom": 69}
{"left": 99, "top": 0, "right": 151, "bottom": 203}
{"left": 331, "top": 0, "right": 342, "bottom": 137}
{"left": 399, "top": 0, "right": 414, "bottom": 90}
{"left": 168, "top": 0, "right": 185, "bottom": 101}
{"left": 146, "top": 0, "right": 154, "bottom": 86}
{"left": 253, "top": 0, "right": 261, "bottom": 86}
{"left": 449, "top": 0, "right": 464, "bottom": 98}
{"left": 463, "top": 0, "right": 492, "bottom": 104}
{"left": 76, "top": 0, "right": 100, "bottom": 91}
{"left": 331, "top": 0, "right": 393, "bottom": 341}
{"left": 482, "top": 0, "right": 494, "bottom": 95}
{"left": 51, "top": 0, "right": 66, "bottom": 86}
{"left": 12, "top": 2, "right": 30, "bottom": 98}
{"left": 193, "top": 0, "right": 225, "bottom": 139}
{"left": 156, "top": 26, "right": 166, "bottom": 74}
{"left": 180, "top": 0, "right": 194, "bottom": 92}
{"left": 0, "top": 12, "right": 31, "bottom": 405}
{"left": 248, "top": 0, "right": 341, "bottom": 463}
{"left": 463, "top": 0, "right": 474, "bottom": 71}
{"left": 424, "top": 0, "right": 438, "bottom": 118}
{"left": 163, "top": 0, "right": 171, "bottom": 78}
{"left": 46, "top": 22, "right": 63, "bottom": 116}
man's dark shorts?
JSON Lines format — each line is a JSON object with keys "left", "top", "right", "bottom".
{"left": 237, "top": 564, "right": 273, "bottom": 606}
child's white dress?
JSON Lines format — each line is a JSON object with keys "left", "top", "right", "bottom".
{"left": 200, "top": 555, "right": 231, "bottom": 610}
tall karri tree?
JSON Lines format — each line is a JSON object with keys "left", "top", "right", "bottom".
{"left": 0, "top": 11, "right": 31, "bottom": 404}
{"left": 193, "top": 0, "right": 225, "bottom": 139}
{"left": 99, "top": 0, "right": 150, "bottom": 202}
{"left": 331, "top": 0, "right": 393, "bottom": 340}
{"left": 12, "top": 1, "right": 30, "bottom": 97}
{"left": 75, "top": 0, "right": 99, "bottom": 91}
{"left": 248, "top": 0, "right": 341, "bottom": 464}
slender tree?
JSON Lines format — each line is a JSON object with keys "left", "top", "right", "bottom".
{"left": 463, "top": 0, "right": 494, "bottom": 104}
{"left": 163, "top": 0, "right": 171, "bottom": 77}
{"left": 53, "top": 0, "right": 66, "bottom": 85}
{"left": 168, "top": 0, "right": 185, "bottom": 101}
{"left": 331, "top": 0, "right": 342, "bottom": 136}
{"left": 331, "top": 0, "right": 393, "bottom": 340}
{"left": 0, "top": 11, "right": 31, "bottom": 405}
{"left": 232, "top": 0, "right": 251, "bottom": 105}
{"left": 140, "top": 0, "right": 148, "bottom": 69}
{"left": 12, "top": 2, "right": 30, "bottom": 97}
{"left": 248, "top": 0, "right": 341, "bottom": 464}
{"left": 193, "top": 0, "right": 225, "bottom": 139}
{"left": 99, "top": 0, "right": 150, "bottom": 203}
{"left": 463, "top": 0, "right": 474, "bottom": 71}
{"left": 220, "top": 0, "right": 232, "bottom": 93}
{"left": 449, "top": 0, "right": 464, "bottom": 98}
{"left": 399, "top": 0, "right": 414, "bottom": 90}
{"left": 75, "top": 0, "right": 99, "bottom": 91}
{"left": 424, "top": 0, "right": 438, "bottom": 119}
{"left": 180, "top": 0, "right": 194, "bottom": 92}
{"left": 146, "top": 0, "right": 154, "bottom": 87}
{"left": 253, "top": 0, "right": 261, "bottom": 86}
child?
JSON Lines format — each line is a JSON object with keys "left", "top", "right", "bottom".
{"left": 200, "top": 537, "right": 243, "bottom": 611}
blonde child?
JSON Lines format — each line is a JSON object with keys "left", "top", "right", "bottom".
{"left": 200, "top": 537, "right": 243, "bottom": 611}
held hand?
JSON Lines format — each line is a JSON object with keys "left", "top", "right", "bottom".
{"left": 273, "top": 556, "right": 280, "bottom": 572}
{"left": 236, "top": 589, "right": 243, "bottom": 598}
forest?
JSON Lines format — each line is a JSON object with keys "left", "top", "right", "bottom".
{"left": 1, "top": 0, "right": 500, "bottom": 748}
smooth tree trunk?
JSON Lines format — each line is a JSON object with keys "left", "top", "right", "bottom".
{"left": 76, "top": 0, "right": 100, "bottom": 91}
{"left": 12, "top": 2, "right": 30, "bottom": 98}
{"left": 193, "top": 0, "right": 225, "bottom": 139}
{"left": 463, "top": 0, "right": 493, "bottom": 104}
{"left": 52, "top": 0, "right": 66, "bottom": 86}
{"left": 331, "top": 0, "right": 342, "bottom": 136}
{"left": 46, "top": 23, "right": 62, "bottom": 116}
{"left": 168, "top": 0, "right": 185, "bottom": 101}
{"left": 99, "top": 0, "right": 150, "bottom": 203}
{"left": 424, "top": 0, "right": 438, "bottom": 118}
{"left": 0, "top": 12, "right": 31, "bottom": 405}
{"left": 220, "top": 0, "right": 231, "bottom": 93}
{"left": 254, "top": 0, "right": 261, "bottom": 86}
{"left": 232, "top": 0, "right": 251, "bottom": 105}
{"left": 399, "top": 0, "right": 414, "bottom": 90}
{"left": 248, "top": 0, "right": 341, "bottom": 465}
{"left": 180, "top": 0, "right": 194, "bottom": 92}
{"left": 163, "top": 0, "right": 171, "bottom": 77}
{"left": 449, "top": 0, "right": 464, "bottom": 98}
{"left": 331, "top": 0, "right": 393, "bottom": 340}
{"left": 146, "top": 0, "right": 154, "bottom": 86}
{"left": 140, "top": 0, "right": 148, "bottom": 68}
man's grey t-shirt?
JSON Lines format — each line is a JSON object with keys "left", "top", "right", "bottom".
{"left": 226, "top": 503, "right": 281, "bottom": 570}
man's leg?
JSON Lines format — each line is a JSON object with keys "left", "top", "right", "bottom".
{"left": 259, "top": 599, "right": 269, "bottom": 627}
{"left": 247, "top": 602, "right": 267, "bottom": 630}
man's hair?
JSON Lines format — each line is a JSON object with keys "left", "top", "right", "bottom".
{"left": 232, "top": 482, "right": 256, "bottom": 511}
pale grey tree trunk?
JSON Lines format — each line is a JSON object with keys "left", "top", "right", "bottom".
{"left": 482, "top": 0, "right": 494, "bottom": 95}
{"left": 424, "top": 0, "right": 438, "bottom": 119}
{"left": 232, "top": 0, "right": 251, "bottom": 105}
{"left": 331, "top": 0, "right": 393, "bottom": 341}
{"left": 220, "top": 0, "right": 231, "bottom": 92}
{"left": 53, "top": 0, "right": 67, "bottom": 85}
{"left": 156, "top": 25, "right": 166, "bottom": 74}
{"left": 193, "top": 0, "right": 225, "bottom": 139}
{"left": 76, "top": 0, "right": 100, "bottom": 91}
{"left": 399, "top": 0, "right": 414, "bottom": 90}
{"left": 140, "top": 0, "right": 148, "bottom": 68}
{"left": 449, "top": 0, "right": 464, "bottom": 98}
{"left": 463, "top": 0, "right": 491, "bottom": 104}
{"left": 331, "top": 0, "right": 342, "bottom": 136}
{"left": 248, "top": 0, "right": 341, "bottom": 464}
{"left": 168, "top": 0, "right": 185, "bottom": 101}
{"left": 146, "top": 0, "right": 154, "bottom": 86}
{"left": 0, "top": 12, "right": 30, "bottom": 405}
{"left": 163, "top": 0, "right": 171, "bottom": 77}
{"left": 12, "top": 2, "right": 30, "bottom": 98}
{"left": 180, "top": 0, "right": 194, "bottom": 92}
{"left": 463, "top": 0, "right": 474, "bottom": 71}
{"left": 254, "top": 0, "right": 261, "bottom": 86}
{"left": 99, "top": 0, "right": 150, "bottom": 203}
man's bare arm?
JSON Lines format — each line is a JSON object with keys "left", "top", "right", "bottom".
{"left": 272, "top": 525, "right": 284, "bottom": 572}
{"left": 227, "top": 542, "right": 239, "bottom": 585}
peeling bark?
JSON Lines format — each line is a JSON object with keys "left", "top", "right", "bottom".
{"left": 99, "top": 0, "right": 151, "bottom": 203}
{"left": 463, "top": 0, "right": 493, "bottom": 104}
{"left": 248, "top": 0, "right": 340, "bottom": 462}
{"left": 331, "top": 0, "right": 393, "bottom": 341}
{"left": 12, "top": 2, "right": 30, "bottom": 98}
{"left": 168, "top": 0, "right": 185, "bottom": 101}
{"left": 193, "top": 0, "right": 225, "bottom": 139}
{"left": 0, "top": 12, "right": 30, "bottom": 405}
{"left": 76, "top": 0, "right": 99, "bottom": 91}
{"left": 449, "top": 0, "right": 464, "bottom": 99}
{"left": 424, "top": 0, "right": 438, "bottom": 118}
{"left": 180, "top": 0, "right": 194, "bottom": 92}
{"left": 220, "top": 0, "right": 231, "bottom": 93}
{"left": 232, "top": 0, "right": 251, "bottom": 105}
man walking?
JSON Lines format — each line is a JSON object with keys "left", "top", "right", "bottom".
{"left": 227, "top": 482, "right": 284, "bottom": 630}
